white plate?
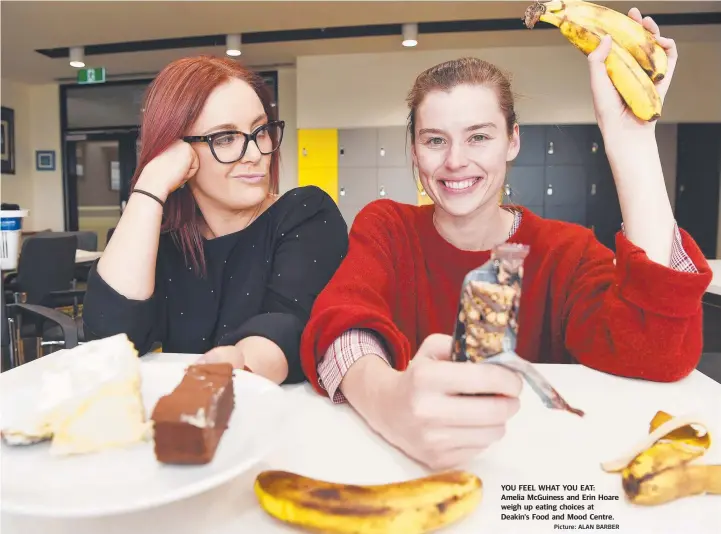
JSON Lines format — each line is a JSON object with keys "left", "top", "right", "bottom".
{"left": 0, "top": 361, "right": 289, "bottom": 518}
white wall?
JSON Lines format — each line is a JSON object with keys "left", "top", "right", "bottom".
{"left": 297, "top": 42, "right": 721, "bottom": 128}
{"left": 1, "top": 80, "right": 33, "bottom": 222}
{"left": 1, "top": 79, "right": 64, "bottom": 232}
{"left": 277, "top": 67, "right": 298, "bottom": 194}
{"left": 28, "top": 84, "right": 64, "bottom": 231}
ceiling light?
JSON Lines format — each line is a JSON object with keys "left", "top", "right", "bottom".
{"left": 226, "top": 34, "right": 242, "bottom": 56}
{"left": 402, "top": 23, "right": 418, "bottom": 47}
{"left": 69, "top": 46, "right": 85, "bottom": 68}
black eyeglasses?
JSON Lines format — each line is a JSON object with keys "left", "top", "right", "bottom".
{"left": 183, "top": 120, "right": 285, "bottom": 164}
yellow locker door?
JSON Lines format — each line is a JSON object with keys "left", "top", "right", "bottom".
{"left": 299, "top": 166, "right": 339, "bottom": 203}
{"left": 297, "top": 129, "right": 338, "bottom": 202}
{"left": 298, "top": 129, "right": 338, "bottom": 169}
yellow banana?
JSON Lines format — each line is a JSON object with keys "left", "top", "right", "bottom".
{"left": 254, "top": 470, "right": 483, "bottom": 534}
{"left": 622, "top": 447, "right": 721, "bottom": 505}
{"left": 531, "top": 0, "right": 667, "bottom": 82}
{"left": 626, "top": 464, "right": 721, "bottom": 506}
{"left": 601, "top": 411, "right": 721, "bottom": 506}
{"left": 523, "top": 1, "right": 663, "bottom": 122}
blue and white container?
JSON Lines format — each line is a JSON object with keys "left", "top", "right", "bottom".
{"left": 0, "top": 210, "right": 29, "bottom": 271}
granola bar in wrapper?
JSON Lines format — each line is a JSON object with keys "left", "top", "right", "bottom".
{"left": 451, "top": 243, "right": 584, "bottom": 417}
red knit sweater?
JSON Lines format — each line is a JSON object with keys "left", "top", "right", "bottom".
{"left": 300, "top": 200, "right": 712, "bottom": 394}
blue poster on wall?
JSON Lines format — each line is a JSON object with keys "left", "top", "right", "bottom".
{"left": 36, "top": 150, "right": 56, "bottom": 171}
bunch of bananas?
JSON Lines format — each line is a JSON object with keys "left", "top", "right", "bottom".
{"left": 254, "top": 469, "right": 483, "bottom": 534}
{"left": 601, "top": 410, "right": 721, "bottom": 505}
{"left": 523, "top": 0, "right": 667, "bottom": 121}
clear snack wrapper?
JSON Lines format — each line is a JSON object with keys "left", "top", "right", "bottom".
{"left": 451, "top": 243, "right": 584, "bottom": 417}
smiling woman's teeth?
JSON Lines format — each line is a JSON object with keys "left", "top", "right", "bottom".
{"left": 442, "top": 178, "right": 479, "bottom": 190}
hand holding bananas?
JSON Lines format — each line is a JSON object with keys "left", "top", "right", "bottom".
{"left": 585, "top": 8, "right": 676, "bottom": 133}
{"left": 527, "top": 1, "right": 677, "bottom": 269}
{"left": 339, "top": 334, "right": 523, "bottom": 471}
{"left": 524, "top": 1, "right": 678, "bottom": 129}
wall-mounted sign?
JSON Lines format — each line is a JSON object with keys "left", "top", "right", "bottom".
{"left": 36, "top": 150, "right": 56, "bottom": 171}
{"left": 77, "top": 67, "right": 106, "bottom": 84}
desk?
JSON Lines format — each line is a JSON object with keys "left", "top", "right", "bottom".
{"left": 2, "top": 250, "right": 101, "bottom": 276}
{"left": 2, "top": 353, "right": 720, "bottom": 534}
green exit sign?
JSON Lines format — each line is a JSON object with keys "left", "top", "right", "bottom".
{"left": 77, "top": 67, "right": 106, "bottom": 84}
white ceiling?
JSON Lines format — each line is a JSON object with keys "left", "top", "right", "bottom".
{"left": 2, "top": 1, "right": 720, "bottom": 84}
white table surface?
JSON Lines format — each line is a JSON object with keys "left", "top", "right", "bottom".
{"left": 707, "top": 259, "right": 721, "bottom": 296}
{"left": 2, "top": 353, "right": 721, "bottom": 534}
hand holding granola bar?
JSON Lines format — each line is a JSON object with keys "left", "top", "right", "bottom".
{"left": 339, "top": 333, "right": 524, "bottom": 471}
{"left": 451, "top": 243, "right": 585, "bottom": 417}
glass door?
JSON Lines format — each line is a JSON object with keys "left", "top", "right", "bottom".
{"left": 65, "top": 130, "right": 138, "bottom": 249}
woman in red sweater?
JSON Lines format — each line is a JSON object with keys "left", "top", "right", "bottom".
{"left": 300, "top": 10, "right": 712, "bottom": 470}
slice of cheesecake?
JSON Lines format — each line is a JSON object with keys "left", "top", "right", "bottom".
{"left": 1, "top": 333, "right": 152, "bottom": 455}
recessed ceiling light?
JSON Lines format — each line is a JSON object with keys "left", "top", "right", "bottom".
{"left": 226, "top": 34, "right": 242, "bottom": 56}
{"left": 69, "top": 46, "right": 85, "bottom": 68}
{"left": 402, "top": 23, "right": 418, "bottom": 47}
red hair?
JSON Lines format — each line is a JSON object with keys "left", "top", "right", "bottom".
{"left": 132, "top": 55, "right": 280, "bottom": 275}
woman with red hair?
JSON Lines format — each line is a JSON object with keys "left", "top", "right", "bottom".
{"left": 82, "top": 56, "right": 348, "bottom": 385}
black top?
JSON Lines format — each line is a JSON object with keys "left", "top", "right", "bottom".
{"left": 82, "top": 186, "right": 348, "bottom": 384}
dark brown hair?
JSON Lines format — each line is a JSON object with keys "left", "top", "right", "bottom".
{"left": 406, "top": 57, "right": 518, "bottom": 142}
{"left": 132, "top": 55, "right": 280, "bottom": 276}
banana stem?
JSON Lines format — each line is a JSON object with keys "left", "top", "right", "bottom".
{"left": 523, "top": 1, "right": 547, "bottom": 28}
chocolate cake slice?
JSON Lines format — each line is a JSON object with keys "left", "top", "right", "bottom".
{"left": 151, "top": 363, "right": 235, "bottom": 465}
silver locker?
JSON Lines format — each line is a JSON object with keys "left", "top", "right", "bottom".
{"left": 376, "top": 126, "right": 411, "bottom": 168}
{"left": 338, "top": 166, "right": 378, "bottom": 203}
{"left": 340, "top": 204, "right": 366, "bottom": 231}
{"left": 338, "top": 166, "right": 378, "bottom": 229}
{"left": 377, "top": 167, "right": 417, "bottom": 206}
{"left": 338, "top": 129, "right": 377, "bottom": 168}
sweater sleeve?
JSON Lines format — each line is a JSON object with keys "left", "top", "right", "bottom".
{"left": 81, "top": 261, "right": 166, "bottom": 355}
{"left": 318, "top": 329, "right": 392, "bottom": 403}
{"left": 300, "top": 200, "right": 413, "bottom": 395}
{"left": 218, "top": 187, "right": 349, "bottom": 384}
{"left": 562, "top": 226, "right": 712, "bottom": 382}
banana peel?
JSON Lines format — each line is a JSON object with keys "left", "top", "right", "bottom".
{"left": 254, "top": 469, "right": 482, "bottom": 534}
{"left": 601, "top": 410, "right": 721, "bottom": 505}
